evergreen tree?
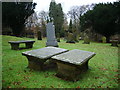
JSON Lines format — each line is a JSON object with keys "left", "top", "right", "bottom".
{"left": 80, "top": 1, "right": 120, "bottom": 42}
{"left": 49, "top": 0, "right": 64, "bottom": 38}
{"left": 68, "top": 19, "right": 73, "bottom": 33}
{"left": 2, "top": 2, "right": 36, "bottom": 36}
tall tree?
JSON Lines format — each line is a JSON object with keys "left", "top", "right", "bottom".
{"left": 38, "top": 11, "right": 49, "bottom": 37}
{"left": 80, "top": 1, "right": 120, "bottom": 42}
{"left": 68, "top": 19, "right": 73, "bottom": 33}
{"left": 2, "top": 2, "right": 36, "bottom": 36}
{"left": 49, "top": 0, "right": 64, "bottom": 38}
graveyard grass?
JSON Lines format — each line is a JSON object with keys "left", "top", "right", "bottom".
{"left": 2, "top": 35, "right": 119, "bottom": 88}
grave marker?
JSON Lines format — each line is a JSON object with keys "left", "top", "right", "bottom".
{"left": 46, "top": 22, "right": 58, "bottom": 47}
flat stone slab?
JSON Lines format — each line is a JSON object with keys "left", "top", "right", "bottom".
{"left": 52, "top": 49, "right": 96, "bottom": 81}
{"left": 22, "top": 47, "right": 69, "bottom": 60}
{"left": 22, "top": 47, "right": 69, "bottom": 70}
{"left": 8, "top": 40, "right": 35, "bottom": 43}
{"left": 52, "top": 49, "right": 96, "bottom": 65}
{"left": 8, "top": 40, "right": 35, "bottom": 50}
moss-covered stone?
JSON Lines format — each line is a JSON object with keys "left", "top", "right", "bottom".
{"left": 102, "top": 36, "right": 106, "bottom": 43}
{"left": 37, "top": 31, "right": 42, "bottom": 40}
{"left": 66, "top": 32, "right": 75, "bottom": 43}
{"left": 83, "top": 35, "right": 90, "bottom": 44}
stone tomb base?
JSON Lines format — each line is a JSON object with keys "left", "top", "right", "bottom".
{"left": 26, "top": 56, "right": 46, "bottom": 70}
{"left": 22, "top": 47, "right": 69, "bottom": 71}
{"left": 55, "top": 61, "right": 88, "bottom": 81}
{"left": 52, "top": 49, "right": 96, "bottom": 81}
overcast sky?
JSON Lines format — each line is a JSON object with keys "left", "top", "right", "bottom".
{"left": 33, "top": 0, "right": 117, "bottom": 13}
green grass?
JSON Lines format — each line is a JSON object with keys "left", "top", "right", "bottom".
{"left": 2, "top": 35, "right": 119, "bottom": 88}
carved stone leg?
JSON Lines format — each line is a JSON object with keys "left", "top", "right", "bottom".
{"left": 26, "top": 56, "right": 46, "bottom": 70}
{"left": 79, "top": 60, "right": 89, "bottom": 71}
{"left": 25, "top": 42, "right": 33, "bottom": 48}
{"left": 10, "top": 43, "right": 19, "bottom": 50}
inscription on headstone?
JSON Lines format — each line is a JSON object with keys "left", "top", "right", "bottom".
{"left": 46, "top": 22, "right": 58, "bottom": 47}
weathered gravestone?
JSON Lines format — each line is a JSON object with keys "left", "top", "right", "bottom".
{"left": 52, "top": 49, "right": 96, "bottom": 81}
{"left": 66, "top": 32, "right": 75, "bottom": 43}
{"left": 83, "top": 35, "right": 90, "bottom": 44}
{"left": 46, "top": 22, "right": 58, "bottom": 47}
{"left": 110, "top": 40, "right": 119, "bottom": 47}
{"left": 37, "top": 30, "right": 42, "bottom": 40}
{"left": 102, "top": 36, "right": 106, "bottom": 43}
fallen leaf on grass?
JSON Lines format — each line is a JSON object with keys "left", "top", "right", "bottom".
{"left": 102, "top": 82, "right": 105, "bottom": 84}
{"left": 9, "top": 68, "right": 13, "bottom": 70}
{"left": 44, "top": 75, "right": 49, "bottom": 78}
{"left": 50, "top": 85, "right": 54, "bottom": 88}
{"left": 112, "top": 70, "right": 119, "bottom": 72}
{"left": 41, "top": 85, "right": 46, "bottom": 88}
{"left": 97, "top": 86, "right": 101, "bottom": 88}
{"left": 44, "top": 73, "right": 50, "bottom": 78}
{"left": 7, "top": 86, "right": 11, "bottom": 88}
{"left": 111, "top": 65, "right": 114, "bottom": 67}
{"left": 95, "top": 77, "right": 99, "bottom": 79}
{"left": 99, "top": 68, "right": 108, "bottom": 70}
{"left": 23, "top": 76, "right": 30, "bottom": 82}
{"left": 21, "top": 86, "right": 26, "bottom": 88}
{"left": 114, "top": 74, "right": 119, "bottom": 78}
{"left": 2, "top": 80, "right": 5, "bottom": 82}
{"left": 76, "top": 86, "right": 80, "bottom": 88}
{"left": 12, "top": 81, "right": 21, "bottom": 85}
{"left": 58, "top": 84, "right": 61, "bottom": 87}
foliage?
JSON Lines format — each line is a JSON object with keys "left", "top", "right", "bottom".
{"left": 102, "top": 36, "right": 107, "bottom": 43}
{"left": 49, "top": 0, "right": 64, "bottom": 37}
{"left": 37, "top": 11, "right": 49, "bottom": 37}
{"left": 2, "top": 2, "right": 36, "bottom": 36}
{"left": 80, "top": 1, "right": 120, "bottom": 42}
{"left": 68, "top": 19, "right": 73, "bottom": 33}
{"left": 2, "top": 35, "right": 119, "bottom": 88}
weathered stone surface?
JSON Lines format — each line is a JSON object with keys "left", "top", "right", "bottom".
{"left": 66, "top": 32, "right": 75, "bottom": 43}
{"left": 22, "top": 47, "right": 69, "bottom": 70}
{"left": 83, "top": 35, "right": 90, "bottom": 44}
{"left": 56, "top": 62, "right": 80, "bottom": 81}
{"left": 46, "top": 23, "right": 58, "bottom": 47}
{"left": 110, "top": 40, "right": 119, "bottom": 47}
{"left": 8, "top": 40, "right": 35, "bottom": 50}
{"left": 52, "top": 49, "right": 96, "bottom": 81}
{"left": 22, "top": 47, "right": 68, "bottom": 59}
{"left": 8, "top": 40, "right": 35, "bottom": 43}
{"left": 52, "top": 49, "right": 95, "bottom": 65}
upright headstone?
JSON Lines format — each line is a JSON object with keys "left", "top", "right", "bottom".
{"left": 83, "top": 35, "right": 90, "bottom": 44}
{"left": 66, "top": 32, "right": 75, "bottom": 43}
{"left": 37, "top": 30, "right": 42, "bottom": 40}
{"left": 46, "top": 22, "right": 58, "bottom": 47}
{"left": 102, "top": 36, "right": 106, "bottom": 43}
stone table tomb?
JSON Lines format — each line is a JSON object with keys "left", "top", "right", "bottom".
{"left": 8, "top": 40, "right": 35, "bottom": 50}
{"left": 52, "top": 49, "right": 96, "bottom": 81}
{"left": 22, "top": 47, "right": 69, "bottom": 70}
